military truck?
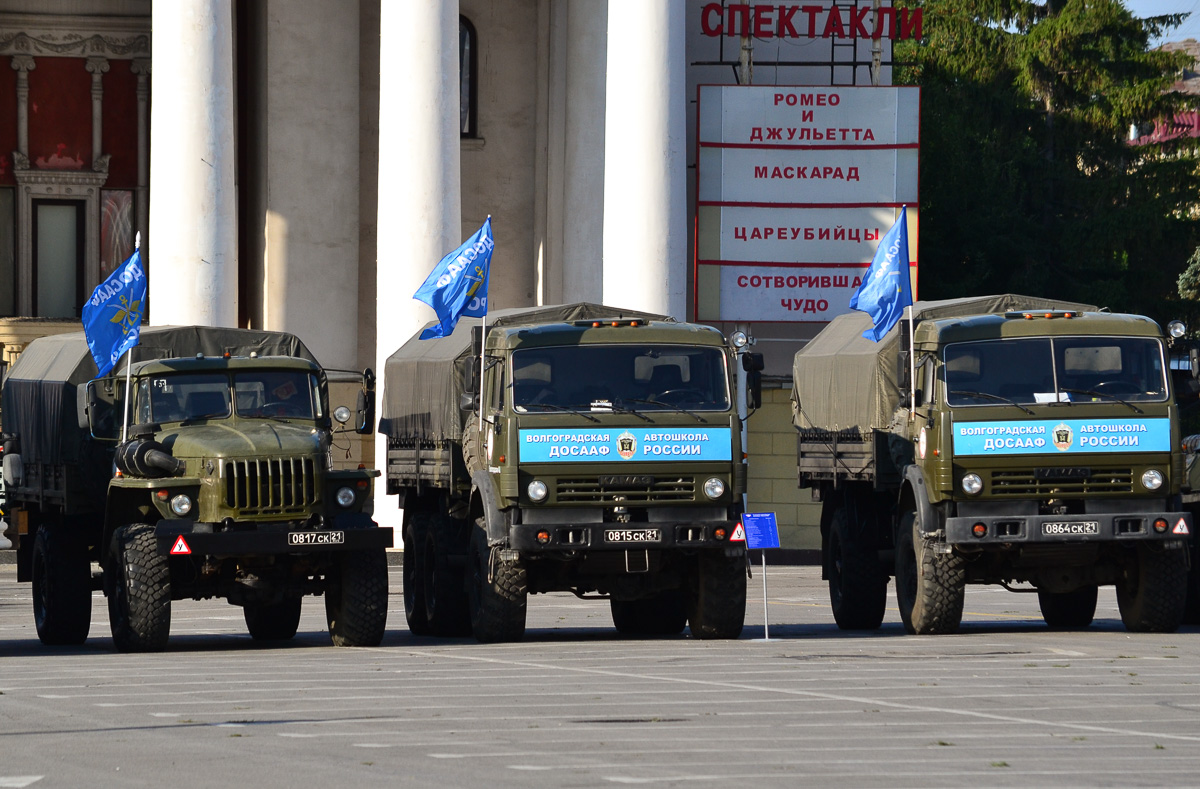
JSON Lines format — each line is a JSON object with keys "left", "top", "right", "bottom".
{"left": 0, "top": 326, "right": 391, "bottom": 651}
{"left": 381, "top": 303, "right": 753, "bottom": 642}
{"left": 792, "top": 295, "right": 1193, "bottom": 634}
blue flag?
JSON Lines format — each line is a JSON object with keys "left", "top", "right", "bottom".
{"left": 82, "top": 248, "right": 147, "bottom": 377}
{"left": 413, "top": 217, "right": 494, "bottom": 340}
{"left": 849, "top": 206, "right": 913, "bottom": 342}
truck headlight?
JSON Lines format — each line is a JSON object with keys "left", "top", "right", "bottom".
{"left": 1142, "top": 469, "right": 1164, "bottom": 491}
{"left": 528, "top": 480, "right": 548, "bottom": 502}
{"left": 703, "top": 477, "right": 726, "bottom": 500}
{"left": 170, "top": 494, "right": 193, "bottom": 516}
{"left": 335, "top": 486, "right": 356, "bottom": 507}
{"left": 1168, "top": 320, "right": 1187, "bottom": 339}
{"left": 961, "top": 473, "right": 983, "bottom": 495}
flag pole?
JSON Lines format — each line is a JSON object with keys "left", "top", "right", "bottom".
{"left": 120, "top": 231, "right": 141, "bottom": 443}
{"left": 908, "top": 303, "right": 916, "bottom": 418}
{"left": 478, "top": 311, "right": 486, "bottom": 434}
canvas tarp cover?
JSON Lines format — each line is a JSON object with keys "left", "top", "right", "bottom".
{"left": 381, "top": 303, "right": 669, "bottom": 442}
{"left": 2, "top": 325, "right": 317, "bottom": 465}
{"left": 791, "top": 295, "right": 1097, "bottom": 433}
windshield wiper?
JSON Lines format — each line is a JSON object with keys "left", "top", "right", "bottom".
{"left": 1058, "top": 388, "right": 1143, "bottom": 414}
{"left": 949, "top": 390, "right": 1035, "bottom": 415}
{"left": 620, "top": 398, "right": 709, "bottom": 423}
{"left": 587, "top": 400, "right": 652, "bottom": 422}
{"left": 514, "top": 402, "right": 600, "bottom": 422}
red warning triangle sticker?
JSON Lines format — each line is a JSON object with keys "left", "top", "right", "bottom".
{"left": 729, "top": 523, "right": 746, "bottom": 542}
{"left": 170, "top": 535, "right": 192, "bottom": 555}
{"left": 1173, "top": 518, "right": 1190, "bottom": 535}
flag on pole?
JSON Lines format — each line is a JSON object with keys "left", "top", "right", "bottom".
{"left": 849, "top": 206, "right": 913, "bottom": 342}
{"left": 413, "top": 217, "right": 494, "bottom": 340}
{"left": 82, "top": 248, "right": 147, "bottom": 376}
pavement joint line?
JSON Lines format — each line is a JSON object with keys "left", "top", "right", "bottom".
{"left": 364, "top": 648, "right": 1200, "bottom": 743}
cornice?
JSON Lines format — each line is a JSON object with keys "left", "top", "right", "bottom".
{"left": 0, "top": 14, "right": 150, "bottom": 59}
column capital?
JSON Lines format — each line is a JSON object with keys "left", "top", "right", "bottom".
{"left": 10, "top": 55, "right": 35, "bottom": 73}
{"left": 85, "top": 56, "right": 110, "bottom": 75}
{"left": 131, "top": 57, "right": 151, "bottom": 77}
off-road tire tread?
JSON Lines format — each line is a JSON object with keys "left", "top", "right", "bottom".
{"left": 1117, "top": 546, "right": 1187, "bottom": 633}
{"left": 326, "top": 548, "right": 389, "bottom": 647}
{"left": 402, "top": 511, "right": 431, "bottom": 635}
{"left": 896, "top": 512, "right": 965, "bottom": 635}
{"left": 687, "top": 553, "right": 746, "bottom": 640}
{"left": 33, "top": 525, "right": 92, "bottom": 645}
{"left": 425, "top": 511, "right": 472, "bottom": 637}
{"left": 109, "top": 524, "right": 171, "bottom": 653}
{"left": 828, "top": 507, "right": 887, "bottom": 630}
{"left": 468, "top": 526, "right": 527, "bottom": 643}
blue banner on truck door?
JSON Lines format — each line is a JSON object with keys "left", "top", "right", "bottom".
{"left": 519, "top": 428, "right": 733, "bottom": 463}
{"left": 953, "top": 418, "right": 1171, "bottom": 456}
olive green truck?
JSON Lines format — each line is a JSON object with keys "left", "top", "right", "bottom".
{"left": 0, "top": 326, "right": 391, "bottom": 652}
{"left": 792, "top": 294, "right": 1194, "bottom": 634}
{"left": 381, "top": 303, "right": 754, "bottom": 642}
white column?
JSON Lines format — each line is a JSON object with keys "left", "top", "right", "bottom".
{"left": 562, "top": 1, "right": 607, "bottom": 304}
{"left": 602, "top": 0, "right": 687, "bottom": 319}
{"left": 374, "top": 0, "right": 461, "bottom": 522}
{"left": 86, "top": 57, "right": 108, "bottom": 165}
{"left": 148, "top": 0, "right": 238, "bottom": 327}
{"left": 132, "top": 58, "right": 150, "bottom": 258}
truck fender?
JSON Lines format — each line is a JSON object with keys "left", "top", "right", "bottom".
{"left": 899, "top": 464, "right": 937, "bottom": 538}
{"left": 470, "top": 469, "right": 506, "bottom": 545}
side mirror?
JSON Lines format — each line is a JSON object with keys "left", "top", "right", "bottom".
{"left": 355, "top": 367, "right": 376, "bottom": 435}
{"left": 80, "top": 380, "right": 119, "bottom": 439}
{"left": 742, "top": 352, "right": 765, "bottom": 372}
{"left": 460, "top": 390, "right": 479, "bottom": 413}
{"left": 77, "top": 382, "right": 91, "bottom": 430}
{"left": 746, "top": 370, "right": 762, "bottom": 410}
{"left": 1192, "top": 347, "right": 1199, "bottom": 380}
{"left": 897, "top": 350, "right": 911, "bottom": 393}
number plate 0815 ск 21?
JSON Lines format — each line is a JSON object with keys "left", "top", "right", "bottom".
{"left": 604, "top": 528, "right": 661, "bottom": 543}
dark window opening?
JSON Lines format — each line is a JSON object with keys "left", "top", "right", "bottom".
{"left": 460, "top": 15, "right": 478, "bottom": 138}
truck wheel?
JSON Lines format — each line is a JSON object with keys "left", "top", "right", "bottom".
{"left": 828, "top": 506, "right": 887, "bottom": 630}
{"left": 32, "top": 525, "right": 93, "bottom": 646}
{"left": 610, "top": 590, "right": 687, "bottom": 636}
{"left": 325, "top": 547, "right": 389, "bottom": 647}
{"left": 1116, "top": 545, "right": 1187, "bottom": 633}
{"left": 686, "top": 552, "right": 746, "bottom": 639}
{"left": 244, "top": 597, "right": 303, "bottom": 640}
{"left": 894, "top": 511, "right": 965, "bottom": 635}
{"left": 462, "top": 428, "right": 484, "bottom": 475}
{"left": 466, "top": 524, "right": 527, "bottom": 643}
{"left": 1037, "top": 585, "right": 1097, "bottom": 629}
{"left": 422, "top": 513, "right": 472, "bottom": 636}
{"left": 402, "top": 512, "right": 431, "bottom": 635}
{"left": 107, "top": 524, "right": 171, "bottom": 653}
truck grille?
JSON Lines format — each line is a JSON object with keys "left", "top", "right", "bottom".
{"left": 555, "top": 476, "right": 695, "bottom": 504}
{"left": 224, "top": 457, "right": 317, "bottom": 514}
{"left": 988, "top": 469, "right": 1134, "bottom": 496}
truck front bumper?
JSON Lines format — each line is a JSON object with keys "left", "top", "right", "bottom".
{"left": 509, "top": 520, "right": 743, "bottom": 554}
{"left": 154, "top": 513, "right": 393, "bottom": 557}
{"left": 945, "top": 510, "right": 1191, "bottom": 546}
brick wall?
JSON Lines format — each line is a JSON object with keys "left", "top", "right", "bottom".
{"left": 744, "top": 385, "right": 821, "bottom": 550}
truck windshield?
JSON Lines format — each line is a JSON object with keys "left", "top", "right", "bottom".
{"left": 943, "top": 336, "right": 1168, "bottom": 406}
{"left": 136, "top": 370, "right": 319, "bottom": 422}
{"left": 509, "top": 345, "right": 731, "bottom": 412}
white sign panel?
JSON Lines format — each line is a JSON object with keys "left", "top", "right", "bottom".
{"left": 713, "top": 206, "right": 897, "bottom": 263}
{"left": 719, "top": 265, "right": 868, "bottom": 322}
{"left": 698, "top": 147, "right": 918, "bottom": 204}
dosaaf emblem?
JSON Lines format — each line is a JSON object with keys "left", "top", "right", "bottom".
{"left": 1052, "top": 423, "right": 1073, "bottom": 452}
{"left": 616, "top": 431, "right": 637, "bottom": 460}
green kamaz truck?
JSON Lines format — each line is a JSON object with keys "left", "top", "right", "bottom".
{"left": 792, "top": 295, "right": 1193, "bottom": 634}
{"left": 381, "top": 303, "right": 754, "bottom": 642}
{"left": 0, "top": 326, "right": 391, "bottom": 652}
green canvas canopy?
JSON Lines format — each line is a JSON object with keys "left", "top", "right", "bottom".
{"left": 791, "top": 295, "right": 1098, "bottom": 433}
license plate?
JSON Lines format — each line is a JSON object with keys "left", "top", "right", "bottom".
{"left": 288, "top": 530, "right": 345, "bottom": 546}
{"left": 1042, "top": 521, "right": 1100, "bottom": 536}
{"left": 604, "top": 528, "right": 662, "bottom": 544}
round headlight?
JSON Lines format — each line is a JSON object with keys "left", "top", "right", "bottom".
{"left": 335, "top": 486, "right": 356, "bottom": 507}
{"left": 170, "top": 494, "right": 193, "bottom": 516}
{"left": 703, "top": 477, "right": 726, "bottom": 500}
{"left": 527, "top": 480, "right": 548, "bottom": 502}
{"left": 961, "top": 473, "right": 983, "bottom": 495}
{"left": 1142, "top": 469, "right": 1164, "bottom": 491}
{"left": 1168, "top": 320, "right": 1187, "bottom": 339}
{"left": 730, "top": 331, "right": 749, "bottom": 349}
{"left": 333, "top": 405, "right": 352, "bottom": 424}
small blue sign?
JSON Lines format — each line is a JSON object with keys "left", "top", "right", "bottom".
{"left": 742, "top": 512, "right": 780, "bottom": 550}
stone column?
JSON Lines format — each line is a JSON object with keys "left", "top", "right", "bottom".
{"left": 11, "top": 55, "right": 33, "bottom": 158}
{"left": 374, "top": 0, "right": 461, "bottom": 523}
{"left": 602, "top": 0, "right": 687, "bottom": 319}
{"left": 86, "top": 57, "right": 109, "bottom": 166}
{"left": 148, "top": 0, "right": 238, "bottom": 327}
{"left": 132, "top": 58, "right": 150, "bottom": 257}
{"left": 11, "top": 55, "right": 34, "bottom": 314}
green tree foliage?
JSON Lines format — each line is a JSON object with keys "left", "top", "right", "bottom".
{"left": 895, "top": 0, "right": 1200, "bottom": 324}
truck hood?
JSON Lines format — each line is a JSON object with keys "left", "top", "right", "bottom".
{"left": 158, "top": 420, "right": 323, "bottom": 459}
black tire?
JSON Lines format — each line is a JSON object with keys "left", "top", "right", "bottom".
{"left": 1116, "top": 545, "right": 1187, "bottom": 633}
{"left": 244, "top": 596, "right": 303, "bottom": 641}
{"left": 466, "top": 523, "right": 527, "bottom": 643}
{"left": 828, "top": 506, "right": 887, "bottom": 630}
{"left": 325, "top": 547, "right": 389, "bottom": 647}
{"left": 610, "top": 589, "right": 688, "bottom": 636}
{"left": 462, "top": 428, "right": 483, "bottom": 475}
{"left": 894, "top": 510, "right": 965, "bottom": 635}
{"left": 32, "top": 525, "right": 93, "bottom": 646}
{"left": 1038, "top": 585, "right": 1098, "bottom": 629}
{"left": 686, "top": 552, "right": 746, "bottom": 639}
{"left": 107, "top": 524, "right": 171, "bottom": 653}
{"left": 422, "top": 512, "right": 472, "bottom": 636}
{"left": 402, "top": 511, "right": 431, "bottom": 635}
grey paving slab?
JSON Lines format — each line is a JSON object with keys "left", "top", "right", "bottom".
{"left": 2, "top": 565, "right": 1199, "bottom": 788}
